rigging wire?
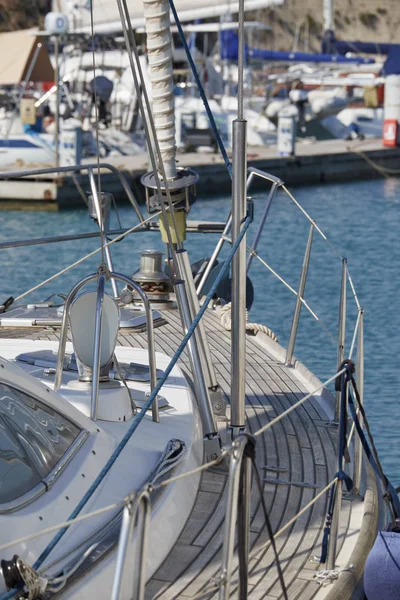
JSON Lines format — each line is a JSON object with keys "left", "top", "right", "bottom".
{"left": 13, "top": 209, "right": 167, "bottom": 304}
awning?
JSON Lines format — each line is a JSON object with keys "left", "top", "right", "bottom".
{"left": 0, "top": 29, "right": 54, "bottom": 86}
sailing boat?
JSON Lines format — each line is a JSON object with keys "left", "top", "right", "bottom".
{"left": 0, "top": 0, "right": 396, "bottom": 599}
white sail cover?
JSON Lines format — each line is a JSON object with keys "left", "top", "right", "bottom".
{"left": 53, "top": 0, "right": 283, "bottom": 33}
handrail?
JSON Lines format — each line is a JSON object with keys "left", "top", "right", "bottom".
{"left": 0, "top": 162, "right": 145, "bottom": 224}
{"left": 0, "top": 351, "right": 381, "bottom": 598}
{"left": 196, "top": 166, "right": 282, "bottom": 297}
{"left": 335, "top": 258, "right": 347, "bottom": 421}
{"left": 54, "top": 268, "right": 159, "bottom": 423}
{"left": 285, "top": 222, "right": 314, "bottom": 366}
{"left": 353, "top": 309, "right": 364, "bottom": 494}
{"left": 12, "top": 215, "right": 252, "bottom": 584}
{"left": 219, "top": 437, "right": 251, "bottom": 600}
{"left": 327, "top": 370, "right": 348, "bottom": 569}
{"left": 111, "top": 487, "right": 152, "bottom": 600}
{"left": 91, "top": 273, "right": 106, "bottom": 421}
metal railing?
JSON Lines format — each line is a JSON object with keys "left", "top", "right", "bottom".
{"left": 111, "top": 486, "right": 152, "bottom": 600}
{"left": 0, "top": 164, "right": 370, "bottom": 594}
{"left": 54, "top": 268, "right": 159, "bottom": 423}
{"left": 193, "top": 166, "right": 368, "bottom": 574}
{"left": 196, "top": 167, "right": 282, "bottom": 297}
{"left": 0, "top": 358, "right": 373, "bottom": 598}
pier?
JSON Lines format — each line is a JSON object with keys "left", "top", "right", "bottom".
{"left": 0, "top": 138, "right": 398, "bottom": 209}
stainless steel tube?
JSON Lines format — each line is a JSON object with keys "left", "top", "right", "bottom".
{"left": 196, "top": 166, "right": 268, "bottom": 297}
{"left": 111, "top": 498, "right": 136, "bottom": 600}
{"left": 175, "top": 280, "right": 217, "bottom": 436}
{"left": 328, "top": 372, "right": 347, "bottom": 569}
{"left": 196, "top": 214, "right": 232, "bottom": 297}
{"left": 112, "top": 273, "right": 159, "bottom": 423}
{"left": 54, "top": 271, "right": 159, "bottom": 423}
{"left": 91, "top": 274, "right": 106, "bottom": 421}
{"left": 88, "top": 169, "right": 119, "bottom": 298}
{"left": 246, "top": 181, "right": 279, "bottom": 272}
{"left": 111, "top": 488, "right": 151, "bottom": 600}
{"left": 131, "top": 489, "right": 151, "bottom": 600}
{"left": 54, "top": 273, "right": 98, "bottom": 392}
{"left": 231, "top": 119, "right": 247, "bottom": 432}
{"left": 219, "top": 438, "right": 247, "bottom": 600}
{"left": 247, "top": 167, "right": 282, "bottom": 186}
{"left": 353, "top": 308, "right": 364, "bottom": 494}
{"left": 327, "top": 477, "right": 343, "bottom": 570}
{"left": 176, "top": 249, "right": 218, "bottom": 389}
{"left": 335, "top": 258, "right": 347, "bottom": 421}
{"left": 238, "top": 455, "right": 251, "bottom": 600}
{"left": 285, "top": 223, "right": 314, "bottom": 366}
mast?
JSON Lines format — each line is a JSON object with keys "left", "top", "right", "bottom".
{"left": 323, "top": 0, "right": 334, "bottom": 33}
{"left": 230, "top": 0, "right": 247, "bottom": 437}
{"left": 323, "top": 0, "right": 334, "bottom": 53}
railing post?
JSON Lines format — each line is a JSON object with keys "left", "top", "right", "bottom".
{"left": 246, "top": 181, "right": 279, "bottom": 272}
{"left": 112, "top": 273, "right": 159, "bottom": 423}
{"left": 326, "top": 477, "right": 343, "bottom": 570}
{"left": 285, "top": 222, "right": 314, "bottom": 366}
{"left": 111, "top": 488, "right": 151, "bottom": 600}
{"left": 352, "top": 308, "right": 364, "bottom": 494}
{"left": 219, "top": 438, "right": 248, "bottom": 600}
{"left": 335, "top": 258, "right": 347, "bottom": 421}
{"left": 327, "top": 370, "right": 347, "bottom": 569}
{"left": 91, "top": 273, "right": 106, "bottom": 421}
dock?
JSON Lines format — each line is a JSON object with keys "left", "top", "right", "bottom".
{"left": 0, "top": 138, "right": 398, "bottom": 209}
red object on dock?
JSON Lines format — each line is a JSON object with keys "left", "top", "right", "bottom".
{"left": 383, "top": 119, "right": 398, "bottom": 147}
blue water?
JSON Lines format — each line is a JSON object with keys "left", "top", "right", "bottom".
{"left": 1, "top": 176, "right": 400, "bottom": 482}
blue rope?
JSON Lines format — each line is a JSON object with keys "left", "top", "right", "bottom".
{"left": 320, "top": 470, "right": 353, "bottom": 564}
{"left": 0, "top": 215, "right": 252, "bottom": 600}
{"left": 337, "top": 371, "right": 349, "bottom": 475}
{"left": 320, "top": 370, "right": 353, "bottom": 563}
{"left": 347, "top": 383, "right": 400, "bottom": 516}
{"left": 168, "top": 0, "right": 232, "bottom": 179}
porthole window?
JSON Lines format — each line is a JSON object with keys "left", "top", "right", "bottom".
{"left": 0, "top": 382, "right": 81, "bottom": 505}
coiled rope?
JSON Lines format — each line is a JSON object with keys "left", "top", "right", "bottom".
{"left": 219, "top": 302, "right": 278, "bottom": 342}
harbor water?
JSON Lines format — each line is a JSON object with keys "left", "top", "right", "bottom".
{"left": 1, "top": 176, "right": 400, "bottom": 482}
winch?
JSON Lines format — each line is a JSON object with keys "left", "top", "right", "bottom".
{"left": 121, "top": 250, "right": 171, "bottom": 304}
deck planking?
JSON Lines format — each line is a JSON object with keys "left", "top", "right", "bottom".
{"left": 0, "top": 304, "right": 355, "bottom": 600}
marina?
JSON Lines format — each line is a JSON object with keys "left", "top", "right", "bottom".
{"left": 0, "top": 138, "right": 399, "bottom": 209}
{"left": 0, "top": 0, "right": 400, "bottom": 598}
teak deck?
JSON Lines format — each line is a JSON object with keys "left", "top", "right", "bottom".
{"left": 0, "top": 305, "right": 365, "bottom": 599}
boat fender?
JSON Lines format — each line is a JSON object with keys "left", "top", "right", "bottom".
{"left": 364, "top": 530, "right": 400, "bottom": 599}
{"left": 216, "top": 275, "right": 254, "bottom": 311}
